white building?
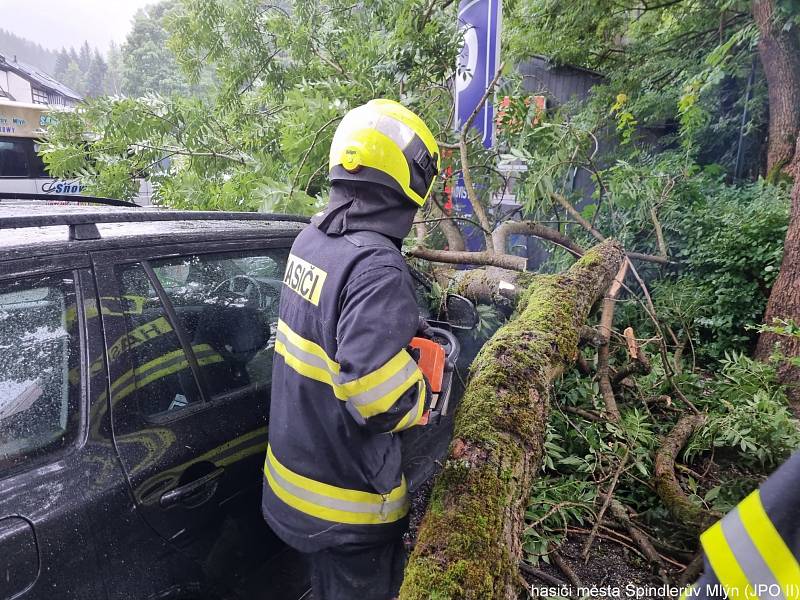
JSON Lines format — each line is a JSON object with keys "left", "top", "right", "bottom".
{"left": 0, "top": 54, "right": 82, "bottom": 108}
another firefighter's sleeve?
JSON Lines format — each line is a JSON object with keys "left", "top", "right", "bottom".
{"left": 335, "top": 265, "right": 429, "bottom": 433}
{"left": 680, "top": 451, "right": 800, "bottom": 600}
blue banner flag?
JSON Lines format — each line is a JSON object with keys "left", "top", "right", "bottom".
{"left": 455, "top": 0, "right": 502, "bottom": 149}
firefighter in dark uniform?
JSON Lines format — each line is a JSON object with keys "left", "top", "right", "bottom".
{"left": 682, "top": 450, "right": 800, "bottom": 600}
{"left": 262, "top": 99, "right": 441, "bottom": 599}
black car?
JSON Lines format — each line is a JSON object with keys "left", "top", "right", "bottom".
{"left": 0, "top": 197, "right": 472, "bottom": 600}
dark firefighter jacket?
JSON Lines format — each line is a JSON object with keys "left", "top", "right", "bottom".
{"left": 683, "top": 450, "right": 800, "bottom": 600}
{"left": 262, "top": 184, "right": 429, "bottom": 552}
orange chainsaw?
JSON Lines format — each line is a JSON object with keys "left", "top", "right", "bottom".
{"left": 409, "top": 327, "right": 459, "bottom": 425}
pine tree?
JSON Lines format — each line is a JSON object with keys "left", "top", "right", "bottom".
{"left": 78, "top": 41, "right": 91, "bottom": 73}
{"left": 62, "top": 61, "right": 85, "bottom": 96}
{"left": 121, "top": 2, "right": 191, "bottom": 96}
{"left": 105, "top": 41, "right": 123, "bottom": 95}
{"left": 86, "top": 50, "right": 107, "bottom": 97}
{"left": 53, "top": 48, "right": 70, "bottom": 78}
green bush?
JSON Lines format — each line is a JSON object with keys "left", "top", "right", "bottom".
{"left": 663, "top": 178, "right": 788, "bottom": 360}
{"left": 687, "top": 352, "right": 800, "bottom": 467}
{"left": 604, "top": 170, "right": 789, "bottom": 363}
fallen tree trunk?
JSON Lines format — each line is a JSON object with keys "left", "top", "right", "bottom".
{"left": 400, "top": 240, "right": 625, "bottom": 600}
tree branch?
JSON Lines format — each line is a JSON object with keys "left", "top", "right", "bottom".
{"left": 431, "top": 195, "right": 467, "bottom": 251}
{"left": 582, "top": 451, "right": 629, "bottom": 558}
{"left": 290, "top": 115, "right": 342, "bottom": 198}
{"left": 492, "top": 220, "right": 584, "bottom": 257}
{"left": 654, "top": 414, "right": 717, "bottom": 530}
{"left": 596, "top": 260, "right": 630, "bottom": 422}
{"left": 552, "top": 192, "right": 605, "bottom": 242}
{"left": 131, "top": 143, "right": 246, "bottom": 164}
{"left": 551, "top": 192, "right": 674, "bottom": 264}
{"left": 401, "top": 241, "right": 626, "bottom": 600}
{"left": 408, "top": 246, "right": 526, "bottom": 270}
{"left": 609, "top": 499, "right": 669, "bottom": 582}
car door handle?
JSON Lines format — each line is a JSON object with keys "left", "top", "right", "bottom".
{"left": 160, "top": 467, "right": 225, "bottom": 508}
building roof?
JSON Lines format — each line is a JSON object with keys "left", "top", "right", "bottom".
{"left": 0, "top": 54, "right": 82, "bottom": 101}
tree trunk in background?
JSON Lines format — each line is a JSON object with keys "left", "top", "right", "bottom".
{"left": 400, "top": 241, "right": 625, "bottom": 600}
{"left": 755, "top": 141, "right": 800, "bottom": 410}
{"left": 753, "top": 0, "right": 800, "bottom": 409}
{"left": 753, "top": 0, "right": 800, "bottom": 176}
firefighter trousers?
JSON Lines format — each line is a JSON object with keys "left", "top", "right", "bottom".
{"left": 306, "top": 534, "right": 406, "bottom": 600}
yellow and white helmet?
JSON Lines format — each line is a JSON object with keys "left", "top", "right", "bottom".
{"left": 329, "top": 99, "right": 440, "bottom": 207}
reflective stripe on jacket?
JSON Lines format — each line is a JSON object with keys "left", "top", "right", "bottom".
{"left": 684, "top": 451, "right": 800, "bottom": 600}
{"left": 262, "top": 225, "right": 428, "bottom": 552}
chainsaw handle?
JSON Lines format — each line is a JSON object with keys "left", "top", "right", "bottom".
{"left": 425, "top": 326, "right": 460, "bottom": 364}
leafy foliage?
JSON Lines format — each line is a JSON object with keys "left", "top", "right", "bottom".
{"left": 753, "top": 319, "right": 800, "bottom": 367}
{"left": 491, "top": 0, "right": 788, "bottom": 364}
{"left": 523, "top": 477, "right": 596, "bottom": 565}
{"left": 524, "top": 350, "right": 798, "bottom": 563}
{"left": 652, "top": 176, "right": 788, "bottom": 361}
{"left": 506, "top": 0, "right": 764, "bottom": 170}
{"left": 687, "top": 352, "right": 800, "bottom": 467}
{"left": 41, "top": 0, "right": 462, "bottom": 210}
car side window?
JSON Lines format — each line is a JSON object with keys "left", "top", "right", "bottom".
{"left": 0, "top": 274, "right": 80, "bottom": 468}
{"left": 113, "top": 264, "right": 203, "bottom": 416}
{"left": 150, "top": 250, "right": 289, "bottom": 399}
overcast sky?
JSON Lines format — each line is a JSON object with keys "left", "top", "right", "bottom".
{"left": 0, "top": 0, "right": 155, "bottom": 53}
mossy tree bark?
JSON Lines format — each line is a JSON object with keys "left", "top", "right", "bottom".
{"left": 399, "top": 240, "right": 625, "bottom": 600}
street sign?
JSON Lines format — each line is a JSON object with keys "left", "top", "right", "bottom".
{"left": 455, "top": 0, "right": 502, "bottom": 149}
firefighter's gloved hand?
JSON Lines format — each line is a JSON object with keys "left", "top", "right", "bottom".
{"left": 416, "top": 316, "right": 434, "bottom": 339}
{"left": 407, "top": 345, "right": 421, "bottom": 363}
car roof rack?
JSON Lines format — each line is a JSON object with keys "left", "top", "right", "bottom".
{"left": 0, "top": 191, "right": 141, "bottom": 208}
{"left": 0, "top": 209, "right": 310, "bottom": 241}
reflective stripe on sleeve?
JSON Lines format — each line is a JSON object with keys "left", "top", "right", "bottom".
{"left": 337, "top": 349, "right": 414, "bottom": 397}
{"left": 275, "top": 319, "right": 424, "bottom": 418}
{"left": 276, "top": 320, "right": 339, "bottom": 374}
{"left": 701, "top": 521, "right": 753, "bottom": 599}
{"left": 343, "top": 351, "right": 422, "bottom": 419}
{"left": 275, "top": 334, "right": 342, "bottom": 396}
{"left": 739, "top": 491, "right": 800, "bottom": 600}
{"left": 264, "top": 445, "right": 409, "bottom": 525}
{"left": 701, "top": 489, "right": 800, "bottom": 600}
